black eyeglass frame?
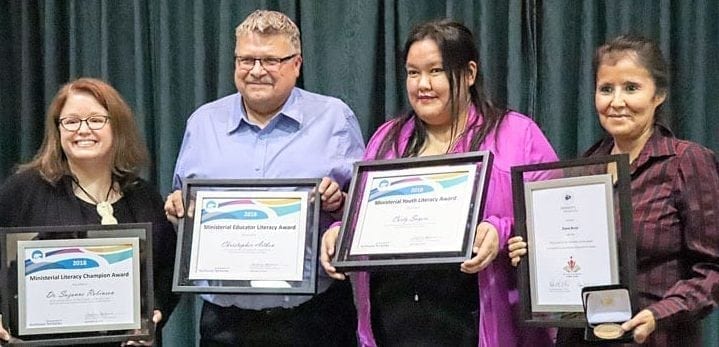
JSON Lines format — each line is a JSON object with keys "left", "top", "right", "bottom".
{"left": 57, "top": 115, "right": 111, "bottom": 132}
{"left": 234, "top": 54, "right": 298, "bottom": 70}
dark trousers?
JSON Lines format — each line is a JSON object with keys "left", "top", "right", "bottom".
{"left": 199, "top": 281, "right": 357, "bottom": 346}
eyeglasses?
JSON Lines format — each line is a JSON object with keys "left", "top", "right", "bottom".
{"left": 58, "top": 115, "right": 110, "bottom": 132}
{"left": 234, "top": 54, "right": 298, "bottom": 71}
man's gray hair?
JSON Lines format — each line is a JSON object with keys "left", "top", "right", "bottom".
{"left": 235, "top": 10, "right": 301, "bottom": 53}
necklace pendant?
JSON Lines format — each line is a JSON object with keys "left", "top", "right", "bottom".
{"left": 101, "top": 215, "right": 118, "bottom": 225}
{"left": 97, "top": 201, "right": 118, "bottom": 225}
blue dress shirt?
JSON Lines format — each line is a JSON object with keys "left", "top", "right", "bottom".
{"left": 172, "top": 87, "right": 365, "bottom": 309}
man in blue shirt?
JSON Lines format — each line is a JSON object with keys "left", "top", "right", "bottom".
{"left": 164, "top": 10, "right": 365, "bottom": 346}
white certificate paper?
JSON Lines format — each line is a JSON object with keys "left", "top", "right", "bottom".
{"left": 188, "top": 191, "right": 308, "bottom": 281}
{"left": 525, "top": 174, "right": 619, "bottom": 312}
{"left": 17, "top": 238, "right": 141, "bottom": 335}
{"left": 350, "top": 164, "right": 477, "bottom": 255}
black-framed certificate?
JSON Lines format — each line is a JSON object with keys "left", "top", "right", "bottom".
{"left": 332, "top": 151, "right": 493, "bottom": 271}
{"left": 511, "top": 154, "right": 637, "bottom": 327}
{"left": 0, "top": 223, "right": 154, "bottom": 346}
{"left": 172, "top": 179, "right": 321, "bottom": 294}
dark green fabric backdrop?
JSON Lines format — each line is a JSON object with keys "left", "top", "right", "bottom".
{"left": 1, "top": 1, "right": 717, "bottom": 345}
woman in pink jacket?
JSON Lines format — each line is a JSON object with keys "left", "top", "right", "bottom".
{"left": 322, "top": 19, "right": 557, "bottom": 346}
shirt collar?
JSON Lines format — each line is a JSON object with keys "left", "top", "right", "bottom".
{"left": 585, "top": 123, "right": 677, "bottom": 166}
{"left": 228, "top": 88, "right": 302, "bottom": 133}
{"left": 631, "top": 123, "right": 676, "bottom": 168}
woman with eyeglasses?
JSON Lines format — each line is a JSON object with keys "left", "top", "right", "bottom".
{"left": 0, "top": 78, "right": 178, "bottom": 345}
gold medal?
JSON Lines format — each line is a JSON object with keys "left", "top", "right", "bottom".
{"left": 593, "top": 323, "right": 624, "bottom": 339}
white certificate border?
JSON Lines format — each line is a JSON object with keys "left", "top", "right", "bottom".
{"left": 349, "top": 164, "right": 477, "bottom": 256}
{"left": 17, "top": 237, "right": 141, "bottom": 336}
{"left": 188, "top": 190, "right": 308, "bottom": 281}
{"left": 525, "top": 174, "right": 619, "bottom": 313}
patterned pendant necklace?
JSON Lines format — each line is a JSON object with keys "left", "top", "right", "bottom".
{"left": 73, "top": 178, "right": 118, "bottom": 225}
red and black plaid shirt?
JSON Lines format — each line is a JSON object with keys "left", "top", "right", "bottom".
{"left": 586, "top": 124, "right": 719, "bottom": 345}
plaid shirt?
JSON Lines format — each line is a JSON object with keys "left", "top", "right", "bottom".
{"left": 585, "top": 124, "right": 719, "bottom": 345}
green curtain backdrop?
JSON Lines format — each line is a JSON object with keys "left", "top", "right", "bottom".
{"left": 1, "top": 1, "right": 717, "bottom": 346}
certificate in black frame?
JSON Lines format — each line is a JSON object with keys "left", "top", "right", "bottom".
{"left": 332, "top": 151, "right": 493, "bottom": 272}
{"left": 0, "top": 223, "right": 154, "bottom": 346}
{"left": 172, "top": 179, "right": 321, "bottom": 295}
{"left": 511, "top": 154, "right": 637, "bottom": 327}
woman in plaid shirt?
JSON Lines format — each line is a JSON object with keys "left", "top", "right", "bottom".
{"left": 510, "top": 34, "right": 719, "bottom": 346}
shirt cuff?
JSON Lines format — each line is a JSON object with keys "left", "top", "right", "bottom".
{"left": 645, "top": 297, "right": 683, "bottom": 326}
{"left": 329, "top": 221, "right": 343, "bottom": 230}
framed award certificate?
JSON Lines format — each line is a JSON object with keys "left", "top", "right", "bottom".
{"left": 511, "top": 154, "right": 637, "bottom": 327}
{"left": 172, "top": 179, "right": 320, "bottom": 294}
{"left": 332, "top": 151, "right": 492, "bottom": 271}
{"left": 0, "top": 223, "right": 154, "bottom": 346}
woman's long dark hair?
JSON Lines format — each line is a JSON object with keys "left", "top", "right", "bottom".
{"left": 375, "top": 19, "right": 506, "bottom": 158}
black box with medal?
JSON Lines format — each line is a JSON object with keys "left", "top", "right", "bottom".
{"left": 582, "top": 285, "right": 635, "bottom": 343}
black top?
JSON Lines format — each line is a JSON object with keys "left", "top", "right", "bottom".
{"left": 370, "top": 267, "right": 479, "bottom": 346}
{"left": 0, "top": 169, "right": 179, "bottom": 322}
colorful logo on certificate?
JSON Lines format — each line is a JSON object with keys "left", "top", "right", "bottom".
{"left": 204, "top": 200, "right": 218, "bottom": 211}
{"left": 24, "top": 245, "right": 134, "bottom": 275}
{"left": 31, "top": 250, "right": 44, "bottom": 261}
{"left": 200, "top": 198, "right": 301, "bottom": 223}
{"left": 368, "top": 172, "right": 468, "bottom": 202}
{"left": 563, "top": 256, "right": 581, "bottom": 273}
